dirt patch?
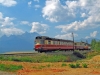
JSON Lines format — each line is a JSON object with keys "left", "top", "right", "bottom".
{"left": 90, "top": 55, "right": 100, "bottom": 62}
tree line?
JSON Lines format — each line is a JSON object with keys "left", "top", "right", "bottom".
{"left": 91, "top": 39, "right": 100, "bottom": 51}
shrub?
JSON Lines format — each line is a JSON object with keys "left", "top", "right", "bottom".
{"left": 61, "top": 63, "right": 67, "bottom": 67}
{"left": 69, "top": 64, "right": 76, "bottom": 68}
{"left": 75, "top": 63, "right": 80, "bottom": 68}
{"left": 69, "top": 63, "right": 80, "bottom": 68}
{"left": 82, "top": 63, "right": 88, "bottom": 68}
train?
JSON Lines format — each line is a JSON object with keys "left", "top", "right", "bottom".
{"left": 34, "top": 36, "right": 91, "bottom": 53}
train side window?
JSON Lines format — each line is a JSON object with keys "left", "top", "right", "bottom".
{"left": 53, "top": 41, "right": 55, "bottom": 45}
{"left": 66, "top": 42, "right": 67, "bottom": 45}
{"left": 48, "top": 40, "right": 51, "bottom": 44}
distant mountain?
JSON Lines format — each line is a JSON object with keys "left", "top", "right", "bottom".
{"left": 0, "top": 32, "right": 39, "bottom": 53}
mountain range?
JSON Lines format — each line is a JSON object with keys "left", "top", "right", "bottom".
{"left": 0, "top": 32, "right": 39, "bottom": 53}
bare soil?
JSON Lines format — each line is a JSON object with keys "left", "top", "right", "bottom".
{"left": 0, "top": 55, "right": 100, "bottom": 75}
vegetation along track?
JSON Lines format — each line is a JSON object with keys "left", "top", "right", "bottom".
{"left": 0, "top": 50, "right": 91, "bottom": 56}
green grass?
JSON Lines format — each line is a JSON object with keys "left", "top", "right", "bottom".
{"left": 0, "top": 64, "right": 23, "bottom": 72}
{"left": 0, "top": 54, "right": 67, "bottom": 63}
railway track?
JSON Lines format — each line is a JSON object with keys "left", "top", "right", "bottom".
{"left": 0, "top": 52, "right": 39, "bottom": 56}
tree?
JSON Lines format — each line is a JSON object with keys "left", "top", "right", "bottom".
{"left": 91, "top": 39, "right": 96, "bottom": 50}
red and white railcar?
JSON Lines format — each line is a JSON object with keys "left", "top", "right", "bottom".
{"left": 34, "top": 36, "right": 91, "bottom": 52}
{"left": 34, "top": 36, "right": 74, "bottom": 52}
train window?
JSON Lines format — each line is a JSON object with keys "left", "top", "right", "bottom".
{"left": 53, "top": 41, "right": 55, "bottom": 45}
{"left": 48, "top": 40, "right": 51, "bottom": 44}
{"left": 65, "top": 42, "right": 67, "bottom": 45}
{"left": 66, "top": 42, "right": 67, "bottom": 45}
{"left": 35, "top": 39, "right": 44, "bottom": 44}
{"left": 55, "top": 41, "right": 57, "bottom": 45}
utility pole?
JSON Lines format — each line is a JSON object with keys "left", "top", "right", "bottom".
{"left": 72, "top": 32, "right": 74, "bottom": 51}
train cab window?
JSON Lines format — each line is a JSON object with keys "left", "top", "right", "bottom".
{"left": 35, "top": 39, "right": 44, "bottom": 44}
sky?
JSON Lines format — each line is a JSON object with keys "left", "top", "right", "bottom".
{"left": 0, "top": 0, "right": 100, "bottom": 40}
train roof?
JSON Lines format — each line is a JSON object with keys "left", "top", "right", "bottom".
{"left": 35, "top": 36, "right": 73, "bottom": 42}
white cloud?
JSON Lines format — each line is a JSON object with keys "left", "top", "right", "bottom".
{"left": 20, "top": 21, "right": 29, "bottom": 25}
{"left": 85, "top": 31, "right": 98, "bottom": 39}
{"left": 0, "top": 12, "right": 15, "bottom": 27}
{"left": 0, "top": 0, "right": 17, "bottom": 7}
{"left": 85, "top": 36, "right": 90, "bottom": 39}
{"left": 55, "top": 0, "right": 100, "bottom": 33}
{"left": 42, "top": 0, "right": 75, "bottom": 22}
{"left": 0, "top": 12, "right": 24, "bottom": 37}
{"left": 81, "top": 13, "right": 87, "bottom": 18}
{"left": 34, "top": 5, "right": 40, "bottom": 9}
{"left": 55, "top": 33, "right": 78, "bottom": 40}
{"left": 1, "top": 17, "right": 14, "bottom": 27}
{"left": 30, "top": 22, "right": 49, "bottom": 34}
{"left": 0, "top": 12, "right": 3, "bottom": 19}
{"left": 90, "top": 31, "right": 98, "bottom": 38}
{"left": 34, "top": 0, "right": 39, "bottom": 3}
{"left": 0, "top": 27, "right": 24, "bottom": 36}
{"left": 56, "top": 14, "right": 100, "bottom": 33}
{"left": 28, "top": 1, "right": 32, "bottom": 7}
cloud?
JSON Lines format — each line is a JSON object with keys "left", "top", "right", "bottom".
{"left": 81, "top": 13, "right": 87, "bottom": 18}
{"left": 0, "top": 12, "right": 15, "bottom": 27}
{"left": 30, "top": 22, "right": 49, "bottom": 34}
{"left": 56, "top": 15, "right": 100, "bottom": 33}
{"left": 0, "top": 12, "right": 3, "bottom": 19}
{"left": 55, "top": 33, "right": 78, "bottom": 40}
{"left": 34, "top": 5, "right": 40, "bottom": 9}
{"left": 0, "top": 27, "right": 24, "bottom": 36}
{"left": 0, "top": 0, "right": 17, "bottom": 7}
{"left": 90, "top": 31, "right": 98, "bottom": 38}
{"left": 42, "top": 0, "right": 75, "bottom": 22}
{"left": 20, "top": 21, "right": 30, "bottom": 25}
{"left": 28, "top": 1, "right": 32, "bottom": 7}
{"left": 0, "top": 12, "right": 24, "bottom": 37}
{"left": 34, "top": 0, "right": 39, "bottom": 3}
{"left": 85, "top": 31, "right": 98, "bottom": 39}
{"left": 55, "top": 0, "right": 100, "bottom": 33}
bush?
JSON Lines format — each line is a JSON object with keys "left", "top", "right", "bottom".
{"left": 69, "top": 64, "right": 76, "bottom": 68}
{"left": 75, "top": 63, "right": 80, "bottom": 68}
{"left": 82, "top": 63, "right": 88, "bottom": 68}
{"left": 69, "top": 63, "right": 80, "bottom": 68}
{"left": 61, "top": 63, "right": 67, "bottom": 67}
